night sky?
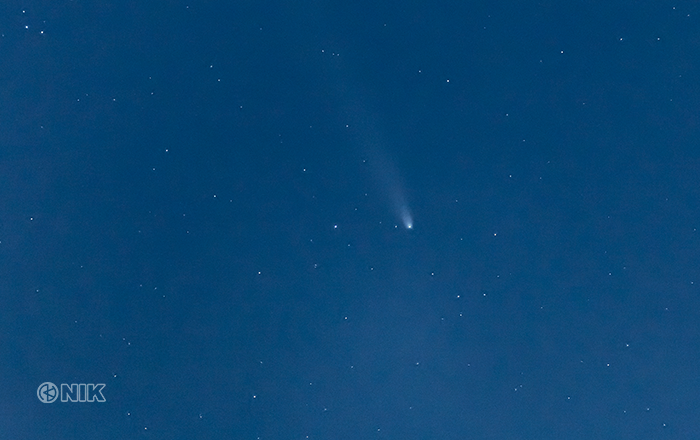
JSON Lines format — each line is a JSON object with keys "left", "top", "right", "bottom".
{"left": 3, "top": 1, "right": 700, "bottom": 439}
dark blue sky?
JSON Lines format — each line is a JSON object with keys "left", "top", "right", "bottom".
{"left": 3, "top": 1, "right": 700, "bottom": 438}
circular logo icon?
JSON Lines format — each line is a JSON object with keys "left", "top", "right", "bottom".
{"left": 37, "top": 382, "right": 58, "bottom": 403}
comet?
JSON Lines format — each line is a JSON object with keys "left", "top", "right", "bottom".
{"left": 399, "top": 205, "right": 413, "bottom": 230}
